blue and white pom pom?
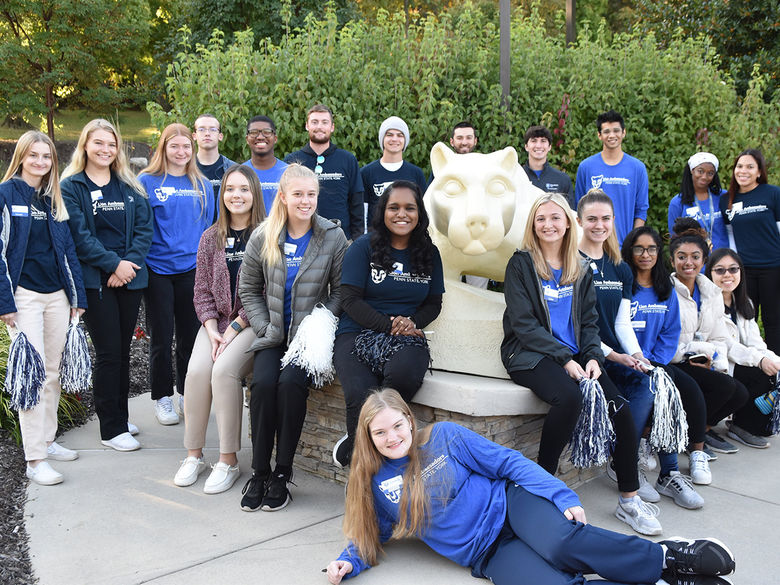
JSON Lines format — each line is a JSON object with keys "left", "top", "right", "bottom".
{"left": 5, "top": 328, "right": 45, "bottom": 410}
{"left": 568, "top": 377, "right": 615, "bottom": 468}
{"left": 647, "top": 365, "right": 688, "bottom": 453}
{"left": 281, "top": 305, "right": 339, "bottom": 388}
{"left": 60, "top": 315, "right": 92, "bottom": 393}
{"left": 352, "top": 330, "right": 428, "bottom": 374}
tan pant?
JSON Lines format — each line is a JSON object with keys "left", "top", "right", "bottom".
{"left": 11, "top": 287, "right": 70, "bottom": 461}
{"left": 183, "top": 326, "right": 254, "bottom": 453}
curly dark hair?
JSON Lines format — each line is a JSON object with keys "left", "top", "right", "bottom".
{"left": 669, "top": 216, "right": 709, "bottom": 260}
{"left": 621, "top": 226, "right": 673, "bottom": 301}
{"left": 369, "top": 180, "right": 435, "bottom": 275}
{"left": 705, "top": 248, "right": 755, "bottom": 320}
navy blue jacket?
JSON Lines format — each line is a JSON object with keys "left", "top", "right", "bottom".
{"left": 0, "top": 178, "right": 87, "bottom": 315}
{"left": 61, "top": 171, "right": 154, "bottom": 290}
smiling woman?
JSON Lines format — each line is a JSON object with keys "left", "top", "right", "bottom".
{"left": 331, "top": 180, "right": 444, "bottom": 469}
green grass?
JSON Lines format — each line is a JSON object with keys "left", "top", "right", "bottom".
{"left": 0, "top": 109, "right": 157, "bottom": 143}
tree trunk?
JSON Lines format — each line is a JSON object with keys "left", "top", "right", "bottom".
{"left": 46, "top": 83, "right": 55, "bottom": 141}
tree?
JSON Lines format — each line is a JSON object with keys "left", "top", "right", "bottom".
{"left": 0, "top": 0, "right": 151, "bottom": 139}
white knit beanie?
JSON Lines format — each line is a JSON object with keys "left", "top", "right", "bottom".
{"left": 378, "top": 116, "right": 410, "bottom": 151}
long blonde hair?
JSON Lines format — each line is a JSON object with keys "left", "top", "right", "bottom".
{"left": 215, "top": 165, "right": 266, "bottom": 248}
{"left": 61, "top": 118, "right": 145, "bottom": 196}
{"left": 2, "top": 131, "right": 68, "bottom": 221}
{"left": 521, "top": 192, "right": 581, "bottom": 284}
{"left": 577, "top": 189, "right": 622, "bottom": 264}
{"left": 259, "top": 163, "right": 319, "bottom": 265}
{"left": 344, "top": 389, "right": 432, "bottom": 567}
{"left": 141, "top": 123, "right": 208, "bottom": 213}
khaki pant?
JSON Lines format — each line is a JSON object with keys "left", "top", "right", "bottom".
{"left": 11, "top": 287, "right": 70, "bottom": 461}
{"left": 183, "top": 326, "right": 254, "bottom": 453}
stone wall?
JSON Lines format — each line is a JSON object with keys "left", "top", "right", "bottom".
{"left": 292, "top": 381, "right": 603, "bottom": 489}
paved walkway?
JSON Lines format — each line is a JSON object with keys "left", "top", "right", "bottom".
{"left": 25, "top": 394, "right": 777, "bottom": 584}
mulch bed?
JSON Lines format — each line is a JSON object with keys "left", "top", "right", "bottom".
{"left": 0, "top": 304, "right": 152, "bottom": 584}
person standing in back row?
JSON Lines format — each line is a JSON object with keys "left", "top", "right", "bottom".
{"left": 522, "top": 125, "right": 573, "bottom": 209}
{"left": 193, "top": 114, "right": 235, "bottom": 220}
{"left": 243, "top": 115, "right": 287, "bottom": 215}
{"left": 285, "top": 105, "right": 363, "bottom": 240}
{"left": 575, "top": 110, "right": 649, "bottom": 244}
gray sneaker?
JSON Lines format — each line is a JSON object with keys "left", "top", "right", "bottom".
{"left": 704, "top": 430, "right": 738, "bottom": 454}
{"left": 726, "top": 421, "right": 769, "bottom": 449}
{"left": 656, "top": 471, "right": 704, "bottom": 509}
{"left": 638, "top": 467, "right": 661, "bottom": 503}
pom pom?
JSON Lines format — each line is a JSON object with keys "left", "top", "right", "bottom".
{"left": 4, "top": 330, "right": 45, "bottom": 410}
{"left": 281, "top": 305, "right": 339, "bottom": 388}
{"left": 568, "top": 377, "right": 615, "bottom": 468}
{"left": 647, "top": 365, "right": 688, "bottom": 453}
{"left": 768, "top": 378, "right": 780, "bottom": 436}
{"left": 60, "top": 317, "right": 92, "bottom": 393}
{"left": 352, "top": 330, "right": 428, "bottom": 374}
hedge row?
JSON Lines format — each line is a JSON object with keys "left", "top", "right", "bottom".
{"left": 148, "top": 4, "right": 780, "bottom": 235}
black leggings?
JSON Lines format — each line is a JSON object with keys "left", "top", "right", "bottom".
{"left": 333, "top": 331, "right": 430, "bottom": 446}
{"left": 249, "top": 345, "right": 311, "bottom": 476}
{"left": 732, "top": 364, "right": 775, "bottom": 436}
{"left": 83, "top": 285, "right": 143, "bottom": 440}
{"left": 745, "top": 265, "right": 780, "bottom": 353}
{"left": 510, "top": 357, "right": 639, "bottom": 493}
{"left": 673, "top": 364, "right": 749, "bottom": 427}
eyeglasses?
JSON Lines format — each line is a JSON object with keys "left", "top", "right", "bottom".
{"left": 195, "top": 127, "right": 220, "bottom": 134}
{"left": 631, "top": 245, "right": 658, "bottom": 256}
{"left": 314, "top": 155, "right": 325, "bottom": 175}
{"left": 247, "top": 129, "right": 275, "bottom": 138}
{"left": 711, "top": 266, "right": 740, "bottom": 275}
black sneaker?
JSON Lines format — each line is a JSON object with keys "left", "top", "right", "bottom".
{"left": 661, "top": 537, "right": 735, "bottom": 577}
{"left": 332, "top": 434, "right": 353, "bottom": 468}
{"left": 704, "top": 430, "right": 739, "bottom": 454}
{"left": 240, "top": 473, "right": 267, "bottom": 512}
{"left": 261, "top": 471, "right": 294, "bottom": 511}
{"left": 662, "top": 574, "right": 733, "bottom": 585}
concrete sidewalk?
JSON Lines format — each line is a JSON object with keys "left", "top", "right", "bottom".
{"left": 25, "top": 394, "right": 777, "bottom": 584}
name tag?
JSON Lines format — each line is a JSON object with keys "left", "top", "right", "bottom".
{"left": 226, "top": 237, "right": 235, "bottom": 249}
{"left": 91, "top": 190, "right": 103, "bottom": 201}
{"left": 632, "top": 320, "right": 647, "bottom": 331}
{"left": 590, "top": 262, "right": 598, "bottom": 274}
{"left": 11, "top": 205, "right": 28, "bottom": 217}
{"left": 284, "top": 242, "right": 297, "bottom": 256}
{"left": 543, "top": 286, "right": 559, "bottom": 301}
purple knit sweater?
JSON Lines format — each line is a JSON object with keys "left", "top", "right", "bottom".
{"left": 193, "top": 224, "right": 249, "bottom": 334}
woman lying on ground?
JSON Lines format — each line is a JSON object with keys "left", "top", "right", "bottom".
{"left": 325, "top": 388, "right": 736, "bottom": 585}
{"left": 706, "top": 247, "right": 780, "bottom": 448}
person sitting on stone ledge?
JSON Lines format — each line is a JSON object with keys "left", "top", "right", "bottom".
{"left": 332, "top": 181, "right": 444, "bottom": 468}
{"left": 325, "top": 388, "right": 736, "bottom": 585}
{"left": 501, "top": 192, "right": 662, "bottom": 536}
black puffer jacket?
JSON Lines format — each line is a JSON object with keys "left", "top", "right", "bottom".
{"left": 238, "top": 214, "right": 348, "bottom": 352}
{"left": 501, "top": 250, "right": 602, "bottom": 372}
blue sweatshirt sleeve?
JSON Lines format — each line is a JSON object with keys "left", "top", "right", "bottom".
{"left": 653, "top": 292, "right": 682, "bottom": 364}
{"left": 574, "top": 162, "right": 588, "bottom": 205}
{"left": 336, "top": 494, "right": 395, "bottom": 579}
{"left": 634, "top": 163, "right": 649, "bottom": 222}
{"left": 444, "top": 423, "right": 581, "bottom": 513}
{"left": 667, "top": 195, "right": 683, "bottom": 236}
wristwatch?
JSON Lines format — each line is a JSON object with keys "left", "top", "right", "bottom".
{"left": 230, "top": 321, "right": 243, "bottom": 332}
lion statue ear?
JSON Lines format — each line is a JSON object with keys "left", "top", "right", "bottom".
{"left": 490, "top": 146, "right": 519, "bottom": 173}
{"left": 430, "top": 142, "right": 456, "bottom": 175}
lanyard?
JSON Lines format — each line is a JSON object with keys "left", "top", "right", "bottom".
{"left": 693, "top": 195, "right": 715, "bottom": 239}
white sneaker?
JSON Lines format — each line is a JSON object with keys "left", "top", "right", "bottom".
{"left": 615, "top": 496, "right": 663, "bottom": 535}
{"left": 155, "top": 397, "right": 179, "bottom": 425}
{"left": 174, "top": 456, "right": 206, "bottom": 487}
{"left": 203, "top": 462, "right": 240, "bottom": 494}
{"left": 638, "top": 467, "right": 661, "bottom": 503}
{"left": 639, "top": 438, "right": 657, "bottom": 471}
{"left": 127, "top": 422, "right": 139, "bottom": 436}
{"left": 26, "top": 461, "right": 63, "bottom": 486}
{"left": 47, "top": 441, "right": 78, "bottom": 461}
{"left": 101, "top": 432, "right": 140, "bottom": 452}
{"left": 689, "top": 449, "right": 712, "bottom": 485}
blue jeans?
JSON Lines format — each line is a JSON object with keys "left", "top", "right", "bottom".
{"left": 480, "top": 484, "right": 663, "bottom": 584}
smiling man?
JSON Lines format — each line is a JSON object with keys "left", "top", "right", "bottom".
{"left": 574, "top": 110, "right": 649, "bottom": 244}
{"left": 285, "top": 104, "right": 363, "bottom": 240}
{"left": 522, "top": 125, "right": 573, "bottom": 209}
{"left": 193, "top": 114, "right": 235, "bottom": 217}
{"left": 360, "top": 116, "right": 427, "bottom": 227}
{"left": 243, "top": 115, "right": 287, "bottom": 215}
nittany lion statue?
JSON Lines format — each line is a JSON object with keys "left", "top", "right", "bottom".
{"left": 424, "top": 142, "right": 546, "bottom": 378}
